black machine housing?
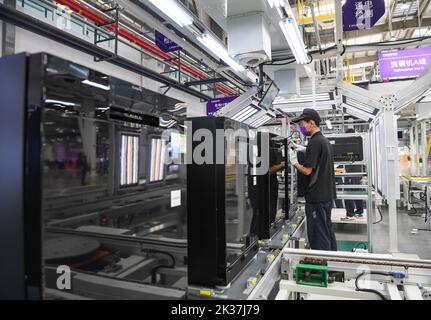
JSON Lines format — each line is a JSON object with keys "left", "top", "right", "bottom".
{"left": 0, "top": 52, "right": 187, "bottom": 298}
{"left": 187, "top": 117, "right": 259, "bottom": 287}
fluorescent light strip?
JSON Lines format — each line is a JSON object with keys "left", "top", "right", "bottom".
{"left": 267, "top": 0, "right": 285, "bottom": 8}
{"left": 279, "top": 105, "right": 334, "bottom": 112}
{"left": 82, "top": 80, "right": 110, "bottom": 91}
{"left": 160, "top": 140, "right": 166, "bottom": 180}
{"left": 253, "top": 116, "right": 272, "bottom": 128}
{"left": 344, "top": 97, "right": 376, "bottom": 114}
{"left": 250, "top": 115, "right": 272, "bottom": 128}
{"left": 197, "top": 32, "right": 245, "bottom": 72}
{"left": 121, "top": 136, "right": 127, "bottom": 185}
{"left": 45, "top": 99, "right": 77, "bottom": 107}
{"left": 274, "top": 96, "right": 331, "bottom": 104}
{"left": 274, "top": 93, "right": 330, "bottom": 102}
{"left": 147, "top": 0, "right": 193, "bottom": 27}
{"left": 150, "top": 139, "right": 156, "bottom": 182}
{"left": 231, "top": 105, "right": 259, "bottom": 122}
{"left": 343, "top": 105, "right": 374, "bottom": 121}
{"left": 133, "top": 136, "right": 139, "bottom": 184}
{"left": 238, "top": 108, "right": 259, "bottom": 122}
{"left": 279, "top": 18, "right": 309, "bottom": 64}
{"left": 155, "top": 139, "right": 161, "bottom": 181}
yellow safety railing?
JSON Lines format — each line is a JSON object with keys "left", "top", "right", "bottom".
{"left": 343, "top": 60, "right": 355, "bottom": 83}
{"left": 297, "top": 0, "right": 336, "bottom": 25}
{"left": 426, "top": 131, "right": 431, "bottom": 160}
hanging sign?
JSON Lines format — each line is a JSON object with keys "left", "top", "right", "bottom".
{"left": 206, "top": 96, "right": 238, "bottom": 116}
{"left": 343, "top": 0, "right": 385, "bottom": 31}
{"left": 155, "top": 30, "right": 182, "bottom": 52}
{"left": 379, "top": 47, "right": 431, "bottom": 79}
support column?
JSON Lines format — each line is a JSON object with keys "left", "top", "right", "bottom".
{"left": 334, "top": 0, "right": 344, "bottom": 84}
{"left": 421, "top": 121, "right": 427, "bottom": 176}
{"left": 409, "top": 126, "right": 414, "bottom": 178}
{"left": 415, "top": 124, "right": 419, "bottom": 174}
{"left": 383, "top": 105, "right": 399, "bottom": 253}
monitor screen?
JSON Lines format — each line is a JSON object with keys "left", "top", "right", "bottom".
{"left": 120, "top": 134, "right": 139, "bottom": 186}
{"left": 259, "top": 82, "right": 280, "bottom": 110}
{"left": 328, "top": 136, "right": 364, "bottom": 162}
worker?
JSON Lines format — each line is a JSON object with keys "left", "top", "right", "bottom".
{"left": 289, "top": 109, "right": 337, "bottom": 251}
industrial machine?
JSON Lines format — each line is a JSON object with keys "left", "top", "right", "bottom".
{"left": 0, "top": 52, "right": 305, "bottom": 300}
{"left": 277, "top": 248, "right": 431, "bottom": 300}
{"left": 0, "top": 52, "right": 189, "bottom": 299}
{"left": 327, "top": 136, "right": 364, "bottom": 162}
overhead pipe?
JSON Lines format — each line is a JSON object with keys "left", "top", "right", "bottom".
{"left": 55, "top": 0, "right": 238, "bottom": 97}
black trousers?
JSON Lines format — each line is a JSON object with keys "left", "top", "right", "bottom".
{"left": 305, "top": 202, "right": 337, "bottom": 251}
{"left": 344, "top": 177, "right": 363, "bottom": 215}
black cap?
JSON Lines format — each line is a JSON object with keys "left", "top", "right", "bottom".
{"left": 291, "top": 108, "right": 322, "bottom": 125}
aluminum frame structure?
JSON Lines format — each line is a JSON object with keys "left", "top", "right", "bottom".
{"left": 276, "top": 248, "right": 431, "bottom": 300}
{"left": 393, "top": 65, "right": 431, "bottom": 114}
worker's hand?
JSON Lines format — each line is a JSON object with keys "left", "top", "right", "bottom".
{"left": 291, "top": 141, "right": 306, "bottom": 152}
{"left": 289, "top": 149, "right": 299, "bottom": 166}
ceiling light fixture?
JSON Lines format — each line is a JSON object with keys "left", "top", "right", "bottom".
{"left": 343, "top": 96, "right": 378, "bottom": 115}
{"left": 279, "top": 18, "right": 310, "bottom": 64}
{"left": 197, "top": 32, "right": 245, "bottom": 72}
{"left": 267, "top": 0, "right": 285, "bottom": 8}
{"left": 343, "top": 104, "right": 374, "bottom": 122}
{"left": 147, "top": 0, "right": 194, "bottom": 27}
{"left": 82, "top": 80, "right": 110, "bottom": 91}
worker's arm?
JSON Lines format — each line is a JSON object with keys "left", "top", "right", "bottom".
{"left": 293, "top": 163, "right": 312, "bottom": 176}
{"left": 269, "top": 162, "right": 285, "bottom": 174}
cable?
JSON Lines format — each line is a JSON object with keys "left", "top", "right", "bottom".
{"left": 306, "top": 52, "right": 313, "bottom": 65}
{"left": 355, "top": 271, "right": 389, "bottom": 300}
{"left": 340, "top": 44, "right": 346, "bottom": 56}
{"left": 373, "top": 206, "right": 383, "bottom": 224}
{"left": 144, "top": 249, "right": 176, "bottom": 284}
{"left": 263, "top": 59, "right": 296, "bottom": 66}
{"left": 347, "top": 36, "right": 431, "bottom": 49}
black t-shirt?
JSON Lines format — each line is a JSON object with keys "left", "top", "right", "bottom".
{"left": 303, "top": 131, "right": 336, "bottom": 203}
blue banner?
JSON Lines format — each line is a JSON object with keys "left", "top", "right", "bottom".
{"left": 155, "top": 30, "right": 182, "bottom": 53}
{"left": 206, "top": 96, "right": 238, "bottom": 116}
{"left": 343, "top": 0, "right": 385, "bottom": 31}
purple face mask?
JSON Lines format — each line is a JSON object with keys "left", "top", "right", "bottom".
{"left": 300, "top": 126, "right": 311, "bottom": 137}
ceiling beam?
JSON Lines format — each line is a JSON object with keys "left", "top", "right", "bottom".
{"left": 347, "top": 54, "right": 378, "bottom": 65}
{"left": 344, "top": 17, "right": 431, "bottom": 38}
{"left": 420, "top": 0, "right": 431, "bottom": 18}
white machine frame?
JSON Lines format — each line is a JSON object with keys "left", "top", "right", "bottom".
{"left": 276, "top": 248, "right": 431, "bottom": 300}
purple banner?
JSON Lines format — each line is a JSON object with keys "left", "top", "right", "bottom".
{"left": 343, "top": 0, "right": 385, "bottom": 31}
{"left": 206, "top": 96, "right": 238, "bottom": 116}
{"left": 379, "top": 47, "right": 431, "bottom": 79}
{"left": 155, "top": 30, "right": 182, "bottom": 53}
